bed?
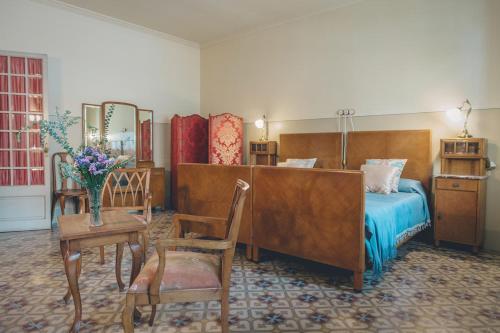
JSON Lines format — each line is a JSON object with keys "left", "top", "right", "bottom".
{"left": 177, "top": 130, "right": 432, "bottom": 290}
{"left": 365, "top": 179, "right": 431, "bottom": 274}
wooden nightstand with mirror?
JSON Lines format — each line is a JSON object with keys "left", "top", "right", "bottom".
{"left": 434, "top": 138, "right": 488, "bottom": 253}
{"left": 249, "top": 141, "right": 277, "bottom": 166}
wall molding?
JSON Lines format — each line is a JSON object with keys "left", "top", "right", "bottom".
{"left": 30, "top": 0, "right": 200, "bottom": 49}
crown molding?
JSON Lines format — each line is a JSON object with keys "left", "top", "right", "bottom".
{"left": 29, "top": 0, "right": 200, "bottom": 49}
{"left": 201, "top": 0, "right": 365, "bottom": 49}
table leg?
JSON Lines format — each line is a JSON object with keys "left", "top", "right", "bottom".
{"left": 63, "top": 245, "right": 82, "bottom": 333}
{"left": 128, "top": 233, "right": 143, "bottom": 322}
{"left": 115, "top": 243, "right": 125, "bottom": 291}
{"left": 61, "top": 243, "right": 82, "bottom": 304}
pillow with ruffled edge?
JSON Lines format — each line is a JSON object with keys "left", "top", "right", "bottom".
{"left": 366, "top": 159, "right": 407, "bottom": 192}
{"left": 361, "top": 164, "right": 399, "bottom": 195}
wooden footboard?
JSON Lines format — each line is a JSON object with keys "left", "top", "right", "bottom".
{"left": 177, "top": 163, "right": 366, "bottom": 290}
{"left": 177, "top": 164, "right": 253, "bottom": 251}
{"left": 252, "top": 166, "right": 365, "bottom": 290}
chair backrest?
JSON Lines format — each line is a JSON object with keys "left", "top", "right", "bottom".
{"left": 225, "top": 179, "right": 250, "bottom": 243}
{"left": 52, "top": 152, "right": 78, "bottom": 191}
{"left": 102, "top": 168, "right": 151, "bottom": 216}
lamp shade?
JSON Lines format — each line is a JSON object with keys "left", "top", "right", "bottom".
{"left": 254, "top": 118, "right": 265, "bottom": 129}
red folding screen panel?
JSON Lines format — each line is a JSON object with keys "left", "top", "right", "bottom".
{"left": 170, "top": 114, "right": 208, "bottom": 208}
{"left": 208, "top": 113, "right": 243, "bottom": 165}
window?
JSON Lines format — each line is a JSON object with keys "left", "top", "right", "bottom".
{"left": 0, "top": 54, "right": 45, "bottom": 186}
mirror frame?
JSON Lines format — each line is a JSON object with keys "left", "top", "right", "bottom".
{"left": 81, "top": 103, "right": 102, "bottom": 146}
{"left": 137, "top": 109, "right": 154, "bottom": 163}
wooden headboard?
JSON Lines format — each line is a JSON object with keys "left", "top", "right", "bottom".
{"left": 346, "top": 130, "right": 432, "bottom": 191}
{"left": 279, "top": 132, "right": 342, "bottom": 169}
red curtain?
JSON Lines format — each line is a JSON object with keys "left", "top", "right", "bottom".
{"left": 13, "top": 170, "right": 27, "bottom": 185}
{"left": 28, "top": 58, "right": 42, "bottom": 75}
{"left": 30, "top": 169, "right": 44, "bottom": 185}
{"left": 0, "top": 151, "right": 9, "bottom": 167}
{"left": 10, "top": 57, "right": 25, "bottom": 74}
{"left": 0, "top": 170, "right": 10, "bottom": 186}
{"left": 0, "top": 56, "right": 7, "bottom": 73}
{"left": 0, "top": 113, "right": 8, "bottom": 130}
{"left": 170, "top": 114, "right": 208, "bottom": 208}
{"left": 140, "top": 119, "right": 152, "bottom": 160}
{"left": 0, "top": 95, "right": 8, "bottom": 111}
{"left": 0, "top": 76, "right": 7, "bottom": 93}
{"left": 208, "top": 113, "right": 243, "bottom": 165}
{"left": 11, "top": 76, "right": 25, "bottom": 93}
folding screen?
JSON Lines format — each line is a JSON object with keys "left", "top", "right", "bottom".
{"left": 208, "top": 113, "right": 243, "bottom": 165}
{"left": 170, "top": 114, "right": 208, "bottom": 208}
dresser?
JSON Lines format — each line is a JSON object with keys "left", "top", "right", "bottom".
{"left": 137, "top": 161, "right": 166, "bottom": 209}
{"left": 434, "top": 138, "right": 488, "bottom": 253}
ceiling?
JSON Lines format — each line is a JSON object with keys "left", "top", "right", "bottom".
{"left": 55, "top": 0, "right": 358, "bottom": 46}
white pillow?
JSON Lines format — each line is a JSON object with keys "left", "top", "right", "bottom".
{"left": 276, "top": 162, "right": 288, "bottom": 167}
{"left": 361, "top": 164, "right": 399, "bottom": 195}
{"left": 285, "top": 158, "right": 317, "bottom": 168}
{"left": 366, "top": 159, "right": 407, "bottom": 192}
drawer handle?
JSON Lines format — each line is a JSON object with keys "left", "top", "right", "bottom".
{"left": 452, "top": 183, "right": 460, "bottom": 188}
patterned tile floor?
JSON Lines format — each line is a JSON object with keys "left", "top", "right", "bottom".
{"left": 0, "top": 211, "right": 499, "bottom": 332}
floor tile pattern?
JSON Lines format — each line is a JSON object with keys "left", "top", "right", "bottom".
{"left": 0, "top": 212, "right": 499, "bottom": 332}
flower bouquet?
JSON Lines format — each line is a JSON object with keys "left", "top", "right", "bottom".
{"left": 40, "top": 107, "right": 128, "bottom": 226}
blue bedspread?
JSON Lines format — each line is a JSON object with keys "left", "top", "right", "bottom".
{"left": 365, "top": 179, "right": 430, "bottom": 274}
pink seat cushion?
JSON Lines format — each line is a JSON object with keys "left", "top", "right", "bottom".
{"left": 129, "top": 251, "right": 221, "bottom": 293}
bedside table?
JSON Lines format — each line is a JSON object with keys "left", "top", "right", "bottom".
{"left": 434, "top": 137, "right": 489, "bottom": 253}
{"left": 434, "top": 175, "right": 487, "bottom": 253}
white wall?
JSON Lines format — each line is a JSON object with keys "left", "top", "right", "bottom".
{"left": 0, "top": 0, "right": 200, "bottom": 167}
{"left": 202, "top": 0, "right": 500, "bottom": 122}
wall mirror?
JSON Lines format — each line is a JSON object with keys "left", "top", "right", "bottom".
{"left": 102, "top": 102, "right": 137, "bottom": 165}
{"left": 82, "top": 104, "right": 101, "bottom": 146}
{"left": 138, "top": 109, "right": 153, "bottom": 161}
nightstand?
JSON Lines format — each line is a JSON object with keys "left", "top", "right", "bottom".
{"left": 249, "top": 141, "right": 277, "bottom": 166}
{"left": 434, "top": 138, "right": 488, "bottom": 253}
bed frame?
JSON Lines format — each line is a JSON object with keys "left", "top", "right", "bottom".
{"left": 177, "top": 130, "right": 431, "bottom": 291}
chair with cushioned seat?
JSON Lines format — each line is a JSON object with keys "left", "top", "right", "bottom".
{"left": 122, "top": 179, "right": 250, "bottom": 333}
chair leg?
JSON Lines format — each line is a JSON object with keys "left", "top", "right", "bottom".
{"left": 78, "top": 196, "right": 85, "bottom": 214}
{"left": 142, "top": 231, "right": 149, "bottom": 263}
{"left": 148, "top": 305, "right": 156, "bottom": 327}
{"left": 59, "top": 196, "right": 66, "bottom": 215}
{"left": 99, "top": 246, "right": 105, "bottom": 265}
{"left": 122, "top": 294, "right": 136, "bottom": 333}
{"left": 116, "top": 243, "right": 125, "bottom": 291}
{"left": 221, "top": 291, "right": 230, "bottom": 333}
{"left": 50, "top": 195, "right": 58, "bottom": 227}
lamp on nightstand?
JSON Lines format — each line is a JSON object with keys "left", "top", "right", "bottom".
{"left": 448, "top": 99, "right": 473, "bottom": 138}
{"left": 254, "top": 114, "right": 268, "bottom": 141}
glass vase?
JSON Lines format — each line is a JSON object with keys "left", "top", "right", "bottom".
{"left": 87, "top": 187, "right": 103, "bottom": 227}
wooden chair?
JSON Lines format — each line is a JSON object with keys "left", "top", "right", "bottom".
{"left": 51, "top": 152, "right": 87, "bottom": 226}
{"left": 101, "top": 168, "right": 152, "bottom": 291}
{"left": 122, "top": 179, "right": 250, "bottom": 333}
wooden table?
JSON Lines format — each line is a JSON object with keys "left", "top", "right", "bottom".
{"left": 58, "top": 211, "right": 147, "bottom": 333}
